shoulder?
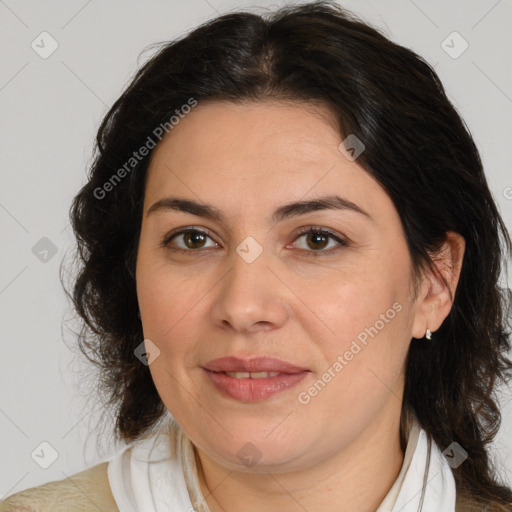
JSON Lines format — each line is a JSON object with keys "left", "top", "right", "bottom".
{"left": 0, "top": 462, "right": 119, "bottom": 512}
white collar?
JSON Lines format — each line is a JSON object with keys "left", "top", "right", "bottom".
{"left": 107, "top": 414, "right": 456, "bottom": 512}
{"left": 376, "top": 412, "right": 457, "bottom": 511}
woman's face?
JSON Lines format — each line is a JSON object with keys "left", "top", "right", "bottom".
{"left": 136, "top": 100, "right": 426, "bottom": 473}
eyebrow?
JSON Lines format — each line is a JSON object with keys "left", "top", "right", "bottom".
{"left": 146, "top": 194, "right": 371, "bottom": 224}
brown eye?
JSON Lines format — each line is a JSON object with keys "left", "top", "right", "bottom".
{"left": 293, "top": 227, "right": 348, "bottom": 256}
{"left": 163, "top": 229, "right": 218, "bottom": 251}
{"left": 304, "top": 232, "right": 330, "bottom": 251}
{"left": 182, "top": 231, "right": 207, "bottom": 249}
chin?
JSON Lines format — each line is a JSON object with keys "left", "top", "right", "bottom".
{"left": 191, "top": 426, "right": 318, "bottom": 473}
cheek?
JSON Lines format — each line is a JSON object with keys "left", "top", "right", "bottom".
{"left": 137, "top": 265, "right": 204, "bottom": 402}
{"left": 308, "top": 266, "right": 407, "bottom": 346}
{"left": 304, "top": 257, "right": 412, "bottom": 395}
{"left": 138, "top": 270, "right": 204, "bottom": 422}
{"left": 294, "top": 279, "right": 409, "bottom": 440}
{"left": 137, "top": 254, "right": 195, "bottom": 338}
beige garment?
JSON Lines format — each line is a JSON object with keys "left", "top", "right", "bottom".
{"left": 0, "top": 462, "right": 119, "bottom": 512}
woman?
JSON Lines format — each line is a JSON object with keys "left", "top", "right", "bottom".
{"left": 2, "top": 1, "right": 511, "bottom": 511}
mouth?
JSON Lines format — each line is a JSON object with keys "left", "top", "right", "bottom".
{"left": 202, "top": 356, "right": 308, "bottom": 374}
{"left": 222, "top": 371, "right": 282, "bottom": 378}
{"left": 202, "top": 356, "right": 310, "bottom": 402}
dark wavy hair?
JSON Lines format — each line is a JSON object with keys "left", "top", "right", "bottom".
{"left": 62, "top": 1, "right": 512, "bottom": 509}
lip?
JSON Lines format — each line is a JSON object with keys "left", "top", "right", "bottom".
{"left": 202, "top": 356, "right": 308, "bottom": 374}
{"left": 202, "top": 357, "right": 310, "bottom": 402}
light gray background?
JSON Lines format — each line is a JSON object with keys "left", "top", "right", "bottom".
{"left": 1, "top": 0, "right": 511, "bottom": 499}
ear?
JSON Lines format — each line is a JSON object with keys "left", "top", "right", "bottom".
{"left": 411, "top": 231, "right": 466, "bottom": 339}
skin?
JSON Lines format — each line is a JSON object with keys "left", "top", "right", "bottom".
{"left": 135, "top": 100, "right": 465, "bottom": 512}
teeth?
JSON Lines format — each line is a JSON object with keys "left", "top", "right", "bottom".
{"left": 225, "top": 371, "right": 250, "bottom": 378}
{"left": 225, "top": 371, "right": 281, "bottom": 379}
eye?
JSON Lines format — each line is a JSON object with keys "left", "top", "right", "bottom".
{"left": 161, "top": 226, "right": 349, "bottom": 256}
{"left": 162, "top": 228, "right": 218, "bottom": 252}
{"left": 292, "top": 227, "right": 348, "bottom": 257}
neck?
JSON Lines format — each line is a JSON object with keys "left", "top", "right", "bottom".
{"left": 194, "top": 404, "right": 406, "bottom": 512}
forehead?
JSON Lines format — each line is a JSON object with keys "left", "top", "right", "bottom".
{"left": 143, "top": 100, "right": 389, "bottom": 223}
{"left": 150, "top": 100, "right": 340, "bottom": 166}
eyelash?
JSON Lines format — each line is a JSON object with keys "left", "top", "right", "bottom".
{"left": 161, "top": 226, "right": 349, "bottom": 257}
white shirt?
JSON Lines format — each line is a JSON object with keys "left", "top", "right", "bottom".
{"left": 107, "top": 413, "right": 456, "bottom": 512}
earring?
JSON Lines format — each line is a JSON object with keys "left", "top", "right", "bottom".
{"left": 425, "top": 328, "right": 432, "bottom": 340}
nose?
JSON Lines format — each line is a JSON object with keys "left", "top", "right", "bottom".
{"left": 210, "top": 245, "right": 291, "bottom": 334}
